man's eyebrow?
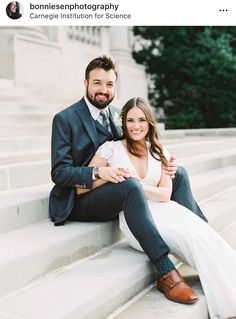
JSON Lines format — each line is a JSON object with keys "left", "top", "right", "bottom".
{"left": 91, "top": 79, "right": 115, "bottom": 84}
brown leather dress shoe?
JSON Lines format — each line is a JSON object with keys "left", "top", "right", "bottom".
{"left": 156, "top": 269, "right": 198, "bottom": 304}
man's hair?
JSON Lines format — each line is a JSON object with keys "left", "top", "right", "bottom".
{"left": 85, "top": 55, "right": 117, "bottom": 80}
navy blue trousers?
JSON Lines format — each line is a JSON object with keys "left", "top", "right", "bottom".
{"left": 71, "top": 166, "right": 207, "bottom": 265}
{"left": 171, "top": 166, "right": 208, "bottom": 222}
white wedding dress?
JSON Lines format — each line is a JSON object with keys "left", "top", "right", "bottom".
{"left": 97, "top": 140, "right": 236, "bottom": 319}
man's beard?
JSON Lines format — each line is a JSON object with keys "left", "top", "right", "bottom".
{"left": 86, "top": 90, "right": 114, "bottom": 109}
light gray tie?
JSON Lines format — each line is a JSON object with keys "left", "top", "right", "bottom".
{"left": 99, "top": 110, "right": 111, "bottom": 132}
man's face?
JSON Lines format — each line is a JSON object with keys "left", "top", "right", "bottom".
{"left": 84, "top": 68, "right": 116, "bottom": 109}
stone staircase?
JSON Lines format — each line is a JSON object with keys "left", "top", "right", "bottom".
{"left": 0, "top": 100, "right": 236, "bottom": 319}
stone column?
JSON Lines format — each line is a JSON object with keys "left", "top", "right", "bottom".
{"left": 0, "top": 27, "right": 48, "bottom": 79}
{"left": 100, "top": 27, "right": 110, "bottom": 54}
{"left": 108, "top": 26, "right": 148, "bottom": 106}
{"left": 109, "top": 26, "right": 134, "bottom": 63}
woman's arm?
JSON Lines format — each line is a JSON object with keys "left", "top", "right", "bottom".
{"left": 76, "top": 153, "right": 134, "bottom": 195}
{"left": 141, "top": 169, "right": 172, "bottom": 202}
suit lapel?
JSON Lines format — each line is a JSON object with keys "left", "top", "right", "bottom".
{"left": 95, "top": 120, "right": 113, "bottom": 138}
{"left": 74, "top": 99, "right": 99, "bottom": 149}
{"left": 74, "top": 99, "right": 121, "bottom": 146}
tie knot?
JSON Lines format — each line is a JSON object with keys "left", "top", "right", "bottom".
{"left": 100, "top": 109, "right": 108, "bottom": 118}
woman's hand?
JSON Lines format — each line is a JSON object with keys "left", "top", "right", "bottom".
{"left": 162, "top": 155, "right": 177, "bottom": 179}
{"left": 98, "top": 166, "right": 138, "bottom": 183}
{"left": 76, "top": 167, "right": 139, "bottom": 196}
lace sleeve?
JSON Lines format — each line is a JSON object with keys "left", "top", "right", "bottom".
{"left": 96, "top": 141, "right": 114, "bottom": 163}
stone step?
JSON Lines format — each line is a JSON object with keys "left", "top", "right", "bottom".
{"left": 0, "top": 174, "right": 234, "bottom": 237}
{"left": 0, "top": 136, "right": 50, "bottom": 153}
{"left": 0, "top": 83, "right": 73, "bottom": 106}
{"left": 0, "top": 87, "right": 59, "bottom": 105}
{"left": 0, "top": 113, "right": 54, "bottom": 125}
{"left": 0, "top": 85, "right": 39, "bottom": 99}
{"left": 190, "top": 164, "right": 236, "bottom": 202}
{"left": 162, "top": 128, "right": 236, "bottom": 139}
{"left": 0, "top": 135, "right": 235, "bottom": 167}
{"left": 200, "top": 185, "right": 236, "bottom": 233}
{"left": 1, "top": 163, "right": 236, "bottom": 235}
{"left": 0, "top": 125, "right": 51, "bottom": 137}
{"left": 0, "top": 184, "right": 51, "bottom": 234}
{"left": 0, "top": 136, "right": 234, "bottom": 303}
{"left": 181, "top": 148, "right": 236, "bottom": 175}
{"left": 0, "top": 160, "right": 50, "bottom": 191}
{"left": 108, "top": 265, "right": 208, "bottom": 319}
{"left": 0, "top": 102, "right": 62, "bottom": 114}
{"left": 0, "top": 219, "right": 122, "bottom": 298}
{"left": 0, "top": 136, "right": 234, "bottom": 163}
{"left": 0, "top": 242, "right": 157, "bottom": 319}
{"left": 0, "top": 132, "right": 234, "bottom": 319}
{"left": 163, "top": 136, "right": 213, "bottom": 145}
{"left": 111, "top": 220, "right": 236, "bottom": 319}
{"left": 0, "top": 150, "right": 50, "bottom": 164}
{"left": 166, "top": 136, "right": 236, "bottom": 159}
{"left": 1, "top": 146, "right": 236, "bottom": 191}
{"left": 0, "top": 79, "right": 14, "bottom": 88}
{"left": 0, "top": 181, "right": 235, "bottom": 298}
{"left": 0, "top": 135, "right": 234, "bottom": 168}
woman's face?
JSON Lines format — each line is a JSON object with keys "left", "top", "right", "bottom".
{"left": 125, "top": 107, "right": 149, "bottom": 142}
{"left": 9, "top": 2, "right": 17, "bottom": 13}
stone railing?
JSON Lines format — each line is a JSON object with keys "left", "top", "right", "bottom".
{"left": 67, "top": 26, "right": 101, "bottom": 46}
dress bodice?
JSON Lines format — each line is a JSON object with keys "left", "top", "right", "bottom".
{"left": 97, "top": 140, "right": 167, "bottom": 186}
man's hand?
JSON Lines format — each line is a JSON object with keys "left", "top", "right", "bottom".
{"left": 162, "top": 155, "right": 177, "bottom": 179}
{"left": 98, "top": 167, "right": 138, "bottom": 183}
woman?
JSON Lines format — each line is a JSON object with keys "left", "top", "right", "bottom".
{"left": 77, "top": 97, "right": 236, "bottom": 318}
{"left": 6, "top": 2, "right": 22, "bottom": 19}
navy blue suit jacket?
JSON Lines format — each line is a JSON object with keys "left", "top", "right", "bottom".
{"left": 49, "top": 98, "right": 122, "bottom": 225}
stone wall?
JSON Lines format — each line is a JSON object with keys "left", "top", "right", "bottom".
{"left": 0, "top": 26, "right": 148, "bottom": 108}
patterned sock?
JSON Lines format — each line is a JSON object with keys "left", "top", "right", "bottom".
{"left": 155, "top": 255, "right": 175, "bottom": 277}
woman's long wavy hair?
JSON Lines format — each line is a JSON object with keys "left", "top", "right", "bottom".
{"left": 121, "top": 97, "right": 168, "bottom": 166}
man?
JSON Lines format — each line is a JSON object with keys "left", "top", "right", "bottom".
{"left": 50, "top": 56, "right": 207, "bottom": 304}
